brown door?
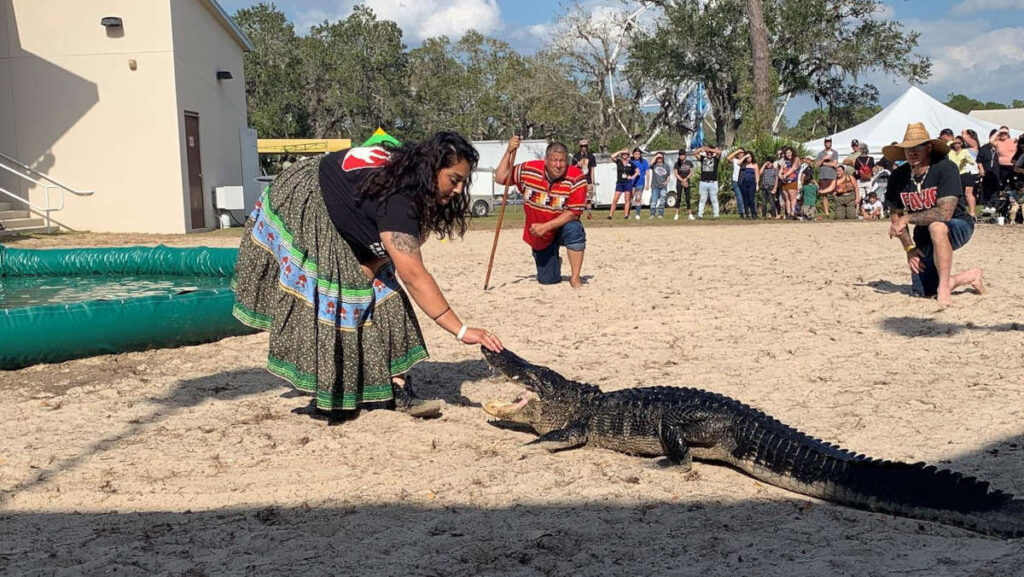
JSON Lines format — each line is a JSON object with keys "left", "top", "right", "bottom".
{"left": 184, "top": 113, "right": 205, "bottom": 229}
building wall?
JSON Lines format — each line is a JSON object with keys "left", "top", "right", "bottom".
{"left": 170, "top": 0, "right": 249, "bottom": 231}
{"left": 0, "top": 2, "right": 21, "bottom": 198}
{"left": 2, "top": 0, "right": 186, "bottom": 233}
{"left": 1, "top": 0, "right": 250, "bottom": 233}
{"left": 969, "top": 109, "right": 1024, "bottom": 133}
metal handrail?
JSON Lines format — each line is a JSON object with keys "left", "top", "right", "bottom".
{"left": 0, "top": 151, "right": 94, "bottom": 196}
{"left": 0, "top": 152, "right": 95, "bottom": 233}
{"left": 0, "top": 184, "right": 55, "bottom": 215}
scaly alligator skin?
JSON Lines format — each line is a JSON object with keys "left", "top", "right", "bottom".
{"left": 481, "top": 347, "right": 1024, "bottom": 538}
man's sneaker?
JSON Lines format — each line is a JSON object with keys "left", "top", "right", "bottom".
{"left": 392, "top": 377, "right": 443, "bottom": 418}
{"left": 657, "top": 215, "right": 663, "bottom": 219}
{"left": 688, "top": 214, "right": 695, "bottom": 221}
{"left": 635, "top": 213, "right": 640, "bottom": 220}
{"left": 674, "top": 213, "right": 680, "bottom": 221}
{"left": 983, "top": 206, "right": 996, "bottom": 214}
{"left": 648, "top": 215, "right": 654, "bottom": 219}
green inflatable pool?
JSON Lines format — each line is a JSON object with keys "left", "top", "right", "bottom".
{"left": 0, "top": 244, "right": 257, "bottom": 370}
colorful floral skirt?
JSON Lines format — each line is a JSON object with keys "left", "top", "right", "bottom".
{"left": 231, "top": 158, "right": 428, "bottom": 411}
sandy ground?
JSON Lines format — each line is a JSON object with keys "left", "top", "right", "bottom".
{"left": 1, "top": 220, "right": 1022, "bottom": 576}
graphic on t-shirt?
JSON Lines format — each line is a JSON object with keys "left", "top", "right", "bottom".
{"left": 341, "top": 146, "right": 390, "bottom": 172}
{"left": 900, "top": 186, "right": 938, "bottom": 212}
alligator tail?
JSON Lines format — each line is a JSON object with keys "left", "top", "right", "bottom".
{"left": 728, "top": 420, "right": 1023, "bottom": 537}
{"left": 823, "top": 457, "right": 1024, "bottom": 537}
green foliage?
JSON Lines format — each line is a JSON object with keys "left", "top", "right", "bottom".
{"left": 234, "top": 5, "right": 595, "bottom": 145}
{"left": 945, "top": 93, "right": 1009, "bottom": 114}
{"left": 233, "top": 3, "right": 307, "bottom": 138}
{"left": 782, "top": 99, "right": 882, "bottom": 142}
{"left": 629, "top": 0, "right": 930, "bottom": 146}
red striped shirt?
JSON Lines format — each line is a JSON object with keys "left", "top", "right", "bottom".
{"left": 511, "top": 159, "right": 587, "bottom": 250}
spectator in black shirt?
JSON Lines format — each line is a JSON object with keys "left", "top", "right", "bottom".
{"left": 883, "top": 123, "right": 985, "bottom": 307}
{"left": 977, "top": 129, "right": 1000, "bottom": 212}
{"left": 571, "top": 139, "right": 597, "bottom": 218}
{"left": 233, "top": 132, "right": 503, "bottom": 420}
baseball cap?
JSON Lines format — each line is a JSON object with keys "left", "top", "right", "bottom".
{"left": 824, "top": 136, "right": 832, "bottom": 142}
{"left": 851, "top": 139, "right": 860, "bottom": 145}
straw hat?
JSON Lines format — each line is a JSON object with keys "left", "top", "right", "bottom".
{"left": 882, "top": 123, "right": 950, "bottom": 162}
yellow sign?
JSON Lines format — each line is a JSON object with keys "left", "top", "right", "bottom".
{"left": 257, "top": 139, "right": 352, "bottom": 155}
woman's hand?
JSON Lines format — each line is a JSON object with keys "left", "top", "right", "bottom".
{"left": 461, "top": 327, "right": 503, "bottom": 352}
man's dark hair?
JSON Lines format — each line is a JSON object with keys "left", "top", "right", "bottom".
{"left": 939, "top": 128, "right": 954, "bottom": 136}
{"left": 361, "top": 131, "right": 478, "bottom": 240}
{"left": 546, "top": 142, "right": 568, "bottom": 156}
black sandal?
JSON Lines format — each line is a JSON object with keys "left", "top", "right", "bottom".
{"left": 391, "top": 375, "right": 443, "bottom": 418}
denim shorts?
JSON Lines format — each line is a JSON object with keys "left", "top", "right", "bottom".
{"left": 532, "top": 220, "right": 586, "bottom": 285}
{"left": 911, "top": 218, "right": 974, "bottom": 297}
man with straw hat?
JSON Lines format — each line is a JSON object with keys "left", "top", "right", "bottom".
{"left": 883, "top": 123, "right": 985, "bottom": 306}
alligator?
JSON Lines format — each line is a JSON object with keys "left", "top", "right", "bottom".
{"left": 481, "top": 347, "right": 1024, "bottom": 538}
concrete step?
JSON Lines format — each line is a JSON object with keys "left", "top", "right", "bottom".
{"left": 0, "top": 209, "right": 30, "bottom": 220}
{"left": 0, "top": 226, "right": 51, "bottom": 238}
{"left": 1, "top": 217, "right": 45, "bottom": 229}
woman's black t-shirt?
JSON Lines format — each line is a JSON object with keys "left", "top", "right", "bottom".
{"left": 615, "top": 160, "right": 635, "bottom": 183}
{"left": 884, "top": 158, "right": 968, "bottom": 222}
{"left": 318, "top": 147, "right": 422, "bottom": 262}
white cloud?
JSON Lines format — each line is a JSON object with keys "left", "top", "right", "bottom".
{"left": 951, "top": 0, "right": 1024, "bottom": 16}
{"left": 293, "top": 8, "right": 335, "bottom": 34}
{"left": 926, "top": 26, "right": 1024, "bottom": 100}
{"left": 364, "top": 0, "right": 502, "bottom": 41}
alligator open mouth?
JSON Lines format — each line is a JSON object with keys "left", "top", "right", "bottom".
{"left": 483, "top": 390, "right": 538, "bottom": 419}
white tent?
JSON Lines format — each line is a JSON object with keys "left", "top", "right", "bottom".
{"left": 803, "top": 86, "right": 1019, "bottom": 155}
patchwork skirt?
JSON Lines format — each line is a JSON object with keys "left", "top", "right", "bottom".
{"left": 231, "top": 158, "right": 428, "bottom": 411}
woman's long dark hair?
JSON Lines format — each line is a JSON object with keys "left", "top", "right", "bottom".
{"left": 361, "top": 131, "right": 479, "bottom": 240}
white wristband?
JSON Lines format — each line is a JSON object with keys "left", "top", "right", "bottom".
{"left": 456, "top": 324, "right": 468, "bottom": 341}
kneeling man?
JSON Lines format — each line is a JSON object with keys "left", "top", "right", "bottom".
{"left": 497, "top": 136, "right": 587, "bottom": 288}
{"left": 884, "top": 123, "right": 985, "bottom": 306}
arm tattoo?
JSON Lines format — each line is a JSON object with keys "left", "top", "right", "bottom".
{"left": 905, "top": 197, "right": 957, "bottom": 226}
{"left": 389, "top": 232, "right": 421, "bottom": 255}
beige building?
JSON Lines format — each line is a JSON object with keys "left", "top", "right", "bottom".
{"left": 0, "top": 0, "right": 257, "bottom": 234}
{"left": 969, "top": 109, "right": 1024, "bottom": 133}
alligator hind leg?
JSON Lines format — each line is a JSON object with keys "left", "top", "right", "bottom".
{"left": 659, "top": 408, "right": 732, "bottom": 472}
{"left": 526, "top": 422, "right": 587, "bottom": 452}
{"left": 660, "top": 426, "right": 693, "bottom": 471}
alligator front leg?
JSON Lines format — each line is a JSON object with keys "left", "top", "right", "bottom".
{"left": 526, "top": 422, "right": 588, "bottom": 452}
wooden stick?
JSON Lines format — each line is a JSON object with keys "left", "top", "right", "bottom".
{"left": 483, "top": 145, "right": 517, "bottom": 291}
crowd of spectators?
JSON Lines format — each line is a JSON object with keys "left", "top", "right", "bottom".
{"left": 572, "top": 125, "right": 1024, "bottom": 225}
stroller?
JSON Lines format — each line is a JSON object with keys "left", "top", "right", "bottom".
{"left": 868, "top": 169, "right": 890, "bottom": 218}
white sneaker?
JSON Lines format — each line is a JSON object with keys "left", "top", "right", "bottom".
{"left": 688, "top": 214, "right": 695, "bottom": 221}
{"left": 648, "top": 215, "right": 654, "bottom": 220}
{"left": 658, "top": 215, "right": 663, "bottom": 219}
{"left": 635, "top": 214, "right": 640, "bottom": 220}
{"left": 674, "top": 214, "right": 679, "bottom": 221}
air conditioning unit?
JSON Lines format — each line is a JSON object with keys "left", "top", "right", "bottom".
{"left": 214, "top": 186, "right": 245, "bottom": 210}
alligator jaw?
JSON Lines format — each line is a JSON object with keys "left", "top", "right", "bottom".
{"left": 483, "top": 392, "right": 536, "bottom": 419}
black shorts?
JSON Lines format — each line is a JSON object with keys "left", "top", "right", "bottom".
{"left": 960, "top": 173, "right": 978, "bottom": 190}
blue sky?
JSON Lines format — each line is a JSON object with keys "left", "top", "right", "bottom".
{"left": 219, "top": 0, "right": 1024, "bottom": 120}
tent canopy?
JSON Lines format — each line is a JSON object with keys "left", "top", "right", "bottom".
{"left": 804, "top": 86, "right": 1020, "bottom": 155}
